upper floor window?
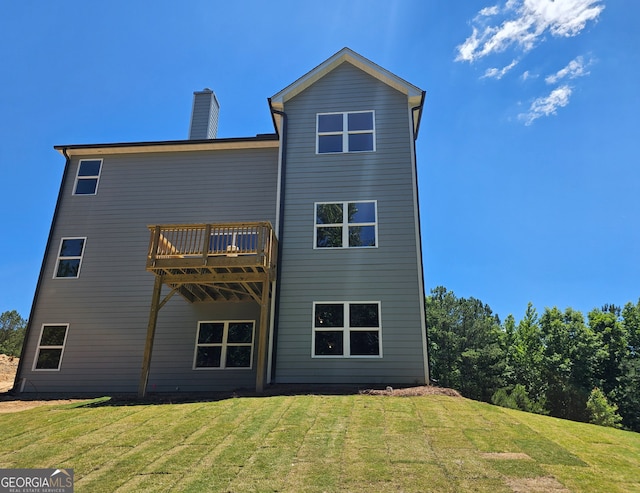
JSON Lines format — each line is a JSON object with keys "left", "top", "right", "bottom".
{"left": 54, "top": 238, "right": 86, "bottom": 278}
{"left": 73, "top": 159, "right": 102, "bottom": 195}
{"left": 315, "top": 201, "right": 377, "bottom": 248}
{"left": 317, "top": 111, "right": 375, "bottom": 153}
{"left": 33, "top": 324, "right": 69, "bottom": 370}
{"left": 194, "top": 321, "right": 255, "bottom": 369}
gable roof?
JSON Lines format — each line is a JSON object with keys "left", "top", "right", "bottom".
{"left": 269, "top": 47, "right": 425, "bottom": 137}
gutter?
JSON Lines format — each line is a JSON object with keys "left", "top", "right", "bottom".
{"left": 267, "top": 98, "right": 287, "bottom": 383}
{"left": 410, "top": 91, "right": 430, "bottom": 383}
{"left": 12, "top": 148, "right": 72, "bottom": 393}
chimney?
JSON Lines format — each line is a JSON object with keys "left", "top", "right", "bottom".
{"left": 189, "top": 88, "right": 219, "bottom": 139}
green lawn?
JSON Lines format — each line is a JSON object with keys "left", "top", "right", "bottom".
{"left": 1, "top": 394, "right": 638, "bottom": 492}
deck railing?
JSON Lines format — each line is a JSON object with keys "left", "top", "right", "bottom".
{"left": 147, "top": 222, "right": 277, "bottom": 271}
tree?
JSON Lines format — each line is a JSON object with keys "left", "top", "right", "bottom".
{"left": 426, "top": 287, "right": 504, "bottom": 402}
{"left": 586, "top": 387, "right": 622, "bottom": 428}
{"left": 539, "top": 307, "right": 599, "bottom": 422}
{"left": 0, "top": 310, "right": 27, "bottom": 357}
{"left": 588, "top": 307, "right": 628, "bottom": 395}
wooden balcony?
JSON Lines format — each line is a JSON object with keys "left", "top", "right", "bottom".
{"left": 146, "top": 222, "right": 277, "bottom": 303}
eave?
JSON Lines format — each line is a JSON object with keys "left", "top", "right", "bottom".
{"left": 55, "top": 134, "right": 279, "bottom": 157}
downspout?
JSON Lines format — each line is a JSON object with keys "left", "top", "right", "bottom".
{"left": 410, "top": 91, "right": 431, "bottom": 384}
{"left": 12, "top": 147, "right": 72, "bottom": 393}
{"left": 267, "top": 99, "right": 287, "bottom": 384}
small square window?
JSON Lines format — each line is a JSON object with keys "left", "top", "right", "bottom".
{"left": 73, "top": 159, "right": 102, "bottom": 195}
{"left": 194, "top": 321, "right": 255, "bottom": 369}
{"left": 315, "top": 201, "right": 377, "bottom": 248}
{"left": 34, "top": 324, "right": 69, "bottom": 370}
{"left": 313, "top": 302, "right": 382, "bottom": 358}
{"left": 54, "top": 238, "right": 86, "bottom": 278}
{"left": 317, "top": 111, "right": 375, "bottom": 154}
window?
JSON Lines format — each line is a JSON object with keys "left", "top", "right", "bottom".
{"left": 313, "top": 302, "right": 381, "bottom": 357}
{"left": 34, "top": 324, "right": 69, "bottom": 370}
{"left": 315, "top": 201, "right": 377, "bottom": 248}
{"left": 194, "top": 321, "right": 255, "bottom": 369}
{"left": 54, "top": 238, "right": 86, "bottom": 278}
{"left": 73, "top": 159, "right": 102, "bottom": 195}
{"left": 317, "top": 111, "right": 375, "bottom": 153}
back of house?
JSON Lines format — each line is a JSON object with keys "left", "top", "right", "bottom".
{"left": 14, "top": 48, "right": 429, "bottom": 396}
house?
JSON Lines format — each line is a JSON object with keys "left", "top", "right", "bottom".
{"left": 14, "top": 48, "right": 429, "bottom": 397}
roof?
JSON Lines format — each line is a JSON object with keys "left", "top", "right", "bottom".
{"left": 54, "top": 134, "right": 279, "bottom": 157}
{"left": 269, "top": 47, "right": 425, "bottom": 136}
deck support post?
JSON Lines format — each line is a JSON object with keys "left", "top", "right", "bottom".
{"left": 255, "top": 280, "right": 270, "bottom": 393}
{"left": 138, "top": 274, "right": 163, "bottom": 399}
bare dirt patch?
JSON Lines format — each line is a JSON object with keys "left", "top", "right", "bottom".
{"left": 360, "top": 385, "right": 462, "bottom": 397}
{"left": 481, "top": 452, "right": 533, "bottom": 460}
{"left": 0, "top": 354, "right": 18, "bottom": 393}
{"left": 505, "top": 476, "right": 571, "bottom": 492}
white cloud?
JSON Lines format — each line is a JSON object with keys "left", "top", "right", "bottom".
{"left": 521, "top": 70, "right": 538, "bottom": 80}
{"left": 519, "top": 84, "right": 573, "bottom": 125}
{"left": 482, "top": 59, "right": 519, "bottom": 79}
{"left": 545, "top": 55, "right": 591, "bottom": 84}
{"left": 456, "top": 0, "right": 605, "bottom": 62}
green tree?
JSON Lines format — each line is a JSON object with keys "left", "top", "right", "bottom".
{"left": 426, "top": 287, "right": 504, "bottom": 402}
{"left": 586, "top": 387, "right": 622, "bottom": 428}
{"left": 588, "top": 307, "right": 628, "bottom": 395}
{"left": 539, "top": 307, "right": 599, "bottom": 422}
{"left": 0, "top": 310, "right": 27, "bottom": 357}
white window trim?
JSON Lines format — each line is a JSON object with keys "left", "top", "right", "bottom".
{"left": 72, "top": 158, "right": 103, "bottom": 196}
{"left": 316, "top": 111, "right": 376, "bottom": 154}
{"left": 312, "top": 301, "right": 383, "bottom": 358}
{"left": 33, "top": 323, "right": 69, "bottom": 371}
{"left": 313, "top": 201, "right": 378, "bottom": 249}
{"left": 193, "top": 320, "right": 255, "bottom": 370}
{"left": 53, "top": 237, "right": 87, "bottom": 279}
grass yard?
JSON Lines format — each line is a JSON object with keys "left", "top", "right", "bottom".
{"left": 0, "top": 393, "right": 639, "bottom": 492}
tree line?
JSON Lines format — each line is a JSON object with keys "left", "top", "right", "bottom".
{"left": 426, "top": 286, "right": 640, "bottom": 432}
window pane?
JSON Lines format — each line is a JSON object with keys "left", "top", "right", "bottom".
{"left": 318, "top": 135, "right": 343, "bottom": 153}
{"left": 75, "top": 178, "right": 98, "bottom": 195}
{"left": 315, "top": 331, "right": 344, "bottom": 356}
{"left": 350, "top": 304, "right": 379, "bottom": 327}
{"left": 60, "top": 238, "right": 84, "bottom": 257}
{"left": 350, "top": 331, "right": 380, "bottom": 356}
{"left": 349, "top": 226, "right": 376, "bottom": 247}
{"left": 196, "top": 347, "right": 221, "bottom": 367}
{"left": 56, "top": 259, "right": 80, "bottom": 278}
{"left": 348, "top": 133, "right": 373, "bottom": 152}
{"left": 348, "top": 202, "right": 375, "bottom": 223}
{"left": 228, "top": 323, "right": 253, "bottom": 344}
{"left": 226, "top": 346, "right": 252, "bottom": 367}
{"left": 348, "top": 112, "right": 373, "bottom": 131}
{"left": 316, "top": 203, "right": 343, "bottom": 225}
{"left": 36, "top": 348, "right": 63, "bottom": 369}
{"left": 198, "top": 323, "right": 224, "bottom": 344}
{"left": 318, "top": 114, "right": 343, "bottom": 132}
{"left": 316, "top": 227, "right": 343, "bottom": 248}
{"left": 41, "top": 325, "right": 67, "bottom": 346}
{"left": 315, "top": 304, "right": 344, "bottom": 328}
{"left": 78, "top": 160, "right": 101, "bottom": 176}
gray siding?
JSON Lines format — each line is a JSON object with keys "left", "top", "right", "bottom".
{"left": 20, "top": 147, "right": 278, "bottom": 393}
{"left": 275, "top": 62, "right": 427, "bottom": 384}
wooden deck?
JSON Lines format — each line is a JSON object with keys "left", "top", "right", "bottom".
{"left": 146, "top": 222, "right": 277, "bottom": 303}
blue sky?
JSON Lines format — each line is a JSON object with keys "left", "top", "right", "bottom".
{"left": 1, "top": 0, "right": 638, "bottom": 322}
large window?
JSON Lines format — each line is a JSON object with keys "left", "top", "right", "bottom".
{"left": 54, "top": 238, "right": 86, "bottom": 278}
{"left": 73, "top": 159, "right": 102, "bottom": 195}
{"left": 194, "top": 321, "right": 255, "bottom": 369}
{"left": 313, "top": 302, "right": 382, "bottom": 357}
{"left": 315, "top": 201, "right": 377, "bottom": 248}
{"left": 317, "top": 111, "right": 375, "bottom": 153}
{"left": 33, "top": 324, "right": 69, "bottom": 370}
